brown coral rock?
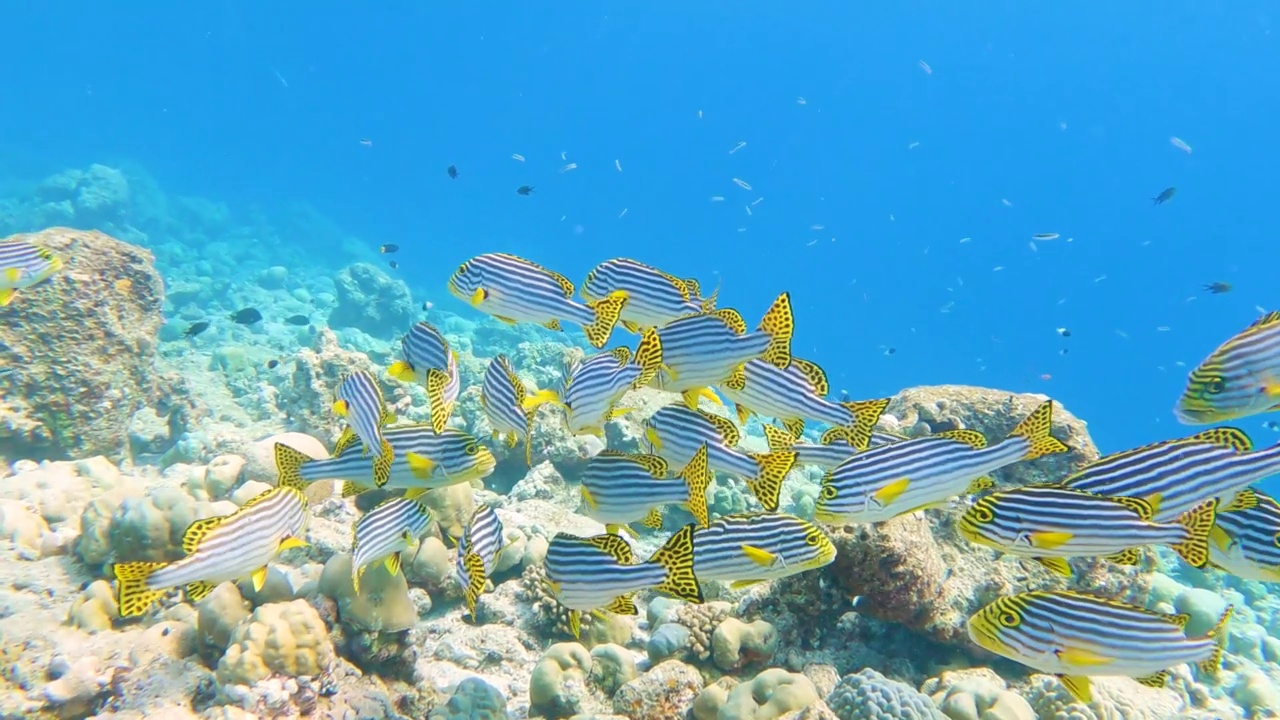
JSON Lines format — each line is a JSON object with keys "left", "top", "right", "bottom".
{"left": 0, "top": 227, "right": 174, "bottom": 462}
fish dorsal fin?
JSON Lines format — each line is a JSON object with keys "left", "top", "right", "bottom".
{"left": 935, "top": 429, "right": 987, "bottom": 449}
{"left": 790, "top": 357, "right": 829, "bottom": 396}
{"left": 712, "top": 308, "right": 747, "bottom": 335}
{"left": 1188, "top": 427, "right": 1254, "bottom": 452}
{"left": 1164, "top": 612, "right": 1191, "bottom": 631}
{"left": 609, "top": 347, "right": 632, "bottom": 365}
{"left": 761, "top": 423, "right": 795, "bottom": 452}
{"left": 819, "top": 427, "right": 850, "bottom": 446}
{"left": 1247, "top": 310, "right": 1280, "bottom": 330}
{"left": 1111, "top": 495, "right": 1154, "bottom": 521}
{"left": 1223, "top": 488, "right": 1260, "bottom": 512}
{"left": 496, "top": 355, "right": 528, "bottom": 405}
{"left": 723, "top": 364, "right": 747, "bottom": 392}
{"left": 656, "top": 270, "right": 690, "bottom": 301}
{"left": 627, "top": 453, "right": 669, "bottom": 478}
{"left": 332, "top": 426, "right": 359, "bottom": 456}
{"left": 542, "top": 268, "right": 575, "bottom": 298}
{"left": 682, "top": 277, "right": 702, "bottom": 298}
{"left": 586, "top": 534, "right": 636, "bottom": 564}
{"left": 182, "top": 514, "right": 228, "bottom": 555}
{"left": 698, "top": 410, "right": 741, "bottom": 445}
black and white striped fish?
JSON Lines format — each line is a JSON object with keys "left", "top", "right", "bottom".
{"left": 1208, "top": 488, "right": 1280, "bottom": 582}
{"left": 719, "top": 356, "right": 889, "bottom": 444}
{"left": 333, "top": 370, "right": 397, "bottom": 488}
{"left": 691, "top": 513, "right": 835, "bottom": 588}
{"left": 454, "top": 504, "right": 507, "bottom": 618}
{"left": 481, "top": 354, "right": 560, "bottom": 466}
{"left": 113, "top": 486, "right": 309, "bottom": 616}
{"left": 968, "top": 590, "right": 1231, "bottom": 704}
{"left": 388, "top": 322, "right": 460, "bottom": 434}
{"left": 759, "top": 423, "right": 904, "bottom": 470}
{"left": 0, "top": 239, "right": 62, "bottom": 306}
{"left": 447, "top": 252, "right": 629, "bottom": 348}
{"left": 580, "top": 445, "right": 712, "bottom": 535}
{"left": 1177, "top": 310, "right": 1280, "bottom": 424}
{"left": 560, "top": 328, "right": 662, "bottom": 437}
{"left": 580, "top": 257, "right": 715, "bottom": 332}
{"left": 351, "top": 497, "right": 433, "bottom": 592}
{"left": 1059, "top": 427, "right": 1280, "bottom": 522}
{"left": 644, "top": 404, "right": 797, "bottom": 512}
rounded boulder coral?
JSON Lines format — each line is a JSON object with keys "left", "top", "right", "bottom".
{"left": 215, "top": 599, "right": 336, "bottom": 686}
{"left": 826, "top": 668, "right": 946, "bottom": 720}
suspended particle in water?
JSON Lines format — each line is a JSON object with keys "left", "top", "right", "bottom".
{"left": 811, "top": 224, "right": 825, "bottom": 231}
{"left": 615, "top": 159, "right": 622, "bottom": 172}
{"left": 959, "top": 237, "right": 971, "bottom": 243}
{"left": 918, "top": 60, "right": 933, "bottom": 74}
{"left": 729, "top": 141, "right": 747, "bottom": 154}
{"left": 752, "top": 197, "right": 763, "bottom": 206}
{"left": 992, "top": 266, "right": 1005, "bottom": 272}
{"left": 1029, "top": 242, "right": 1038, "bottom": 252}
{"left": 745, "top": 205, "right": 752, "bottom": 216}
{"left": 1169, "top": 136, "right": 1192, "bottom": 154}
{"left": 560, "top": 163, "right": 577, "bottom": 173}
{"left": 796, "top": 97, "right": 807, "bottom": 105}
{"left": 710, "top": 196, "right": 725, "bottom": 202}
{"left": 512, "top": 153, "right": 526, "bottom": 162}
{"left": 1056, "top": 327, "right": 1071, "bottom": 337}
{"left": 732, "top": 178, "right": 752, "bottom": 190}
{"left": 618, "top": 208, "right": 628, "bottom": 218}
{"left": 908, "top": 141, "right": 920, "bottom": 149}
{"left": 1001, "top": 198, "right": 1013, "bottom": 207}
{"left": 560, "top": 151, "right": 567, "bottom": 161}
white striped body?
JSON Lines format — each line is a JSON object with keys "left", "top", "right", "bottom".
{"left": 1210, "top": 489, "right": 1280, "bottom": 582}
{"left": 294, "top": 426, "right": 495, "bottom": 492}
{"left": 580, "top": 452, "right": 691, "bottom": 527}
{"left": 352, "top": 497, "right": 432, "bottom": 587}
{"left": 0, "top": 239, "right": 62, "bottom": 304}
{"left": 719, "top": 358, "right": 852, "bottom": 430}
{"left": 454, "top": 504, "right": 507, "bottom": 594}
{"left": 449, "top": 252, "right": 598, "bottom": 328}
{"left": 644, "top": 405, "right": 759, "bottom": 478}
{"left": 481, "top": 355, "right": 531, "bottom": 439}
{"left": 544, "top": 534, "right": 669, "bottom": 611}
{"left": 691, "top": 513, "right": 835, "bottom": 585}
{"left": 562, "top": 350, "right": 642, "bottom": 436}
{"left": 650, "top": 313, "right": 774, "bottom": 394}
{"left": 146, "top": 488, "right": 308, "bottom": 591}
{"left": 334, "top": 370, "right": 393, "bottom": 459}
{"left": 580, "top": 258, "right": 708, "bottom": 330}
{"left": 1177, "top": 311, "right": 1280, "bottom": 424}
{"left": 390, "top": 322, "right": 461, "bottom": 432}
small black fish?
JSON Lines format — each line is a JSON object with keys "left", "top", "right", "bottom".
{"left": 422, "top": 301, "right": 433, "bottom": 311}
{"left": 1204, "top": 281, "right": 1232, "bottom": 294}
{"left": 389, "top": 260, "right": 399, "bottom": 270}
{"left": 884, "top": 347, "right": 896, "bottom": 356}
{"left": 517, "top": 185, "right": 534, "bottom": 196}
{"left": 1151, "top": 187, "right": 1176, "bottom": 205}
{"left": 266, "top": 359, "right": 280, "bottom": 369}
{"left": 184, "top": 321, "right": 210, "bottom": 338}
{"left": 230, "top": 308, "right": 262, "bottom": 325}
{"left": 285, "top": 314, "right": 311, "bottom": 326}
{"left": 447, "top": 165, "right": 458, "bottom": 179}
{"left": 381, "top": 244, "right": 400, "bottom": 254}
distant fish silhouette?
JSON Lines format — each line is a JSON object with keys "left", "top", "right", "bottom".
{"left": 1204, "top": 282, "right": 1232, "bottom": 295}
{"left": 517, "top": 185, "right": 534, "bottom": 196}
{"left": 185, "top": 321, "right": 210, "bottom": 338}
{"left": 1151, "top": 187, "right": 1177, "bottom": 205}
{"left": 230, "top": 308, "right": 262, "bottom": 325}
{"left": 448, "top": 165, "right": 458, "bottom": 179}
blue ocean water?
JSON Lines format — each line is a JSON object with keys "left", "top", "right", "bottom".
{"left": 4, "top": 2, "right": 1278, "bottom": 488}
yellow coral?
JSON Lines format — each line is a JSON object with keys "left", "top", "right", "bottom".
{"left": 215, "top": 599, "right": 335, "bottom": 686}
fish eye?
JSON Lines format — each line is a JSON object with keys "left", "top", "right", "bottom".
{"left": 998, "top": 611, "right": 1020, "bottom": 628}
{"left": 820, "top": 485, "right": 838, "bottom": 501}
{"left": 1205, "top": 377, "right": 1226, "bottom": 394}
{"left": 805, "top": 532, "right": 820, "bottom": 546}
{"left": 456, "top": 263, "right": 469, "bottom": 275}
{"left": 970, "top": 504, "right": 994, "bottom": 523}
{"left": 464, "top": 443, "right": 478, "bottom": 455}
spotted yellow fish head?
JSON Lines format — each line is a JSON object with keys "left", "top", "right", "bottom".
{"left": 966, "top": 602, "right": 1020, "bottom": 657}
{"left": 956, "top": 498, "right": 1010, "bottom": 549}
{"left": 801, "top": 524, "right": 837, "bottom": 569}
{"left": 1174, "top": 364, "right": 1260, "bottom": 424}
{"left": 27, "top": 248, "right": 63, "bottom": 283}
{"left": 464, "top": 441, "right": 498, "bottom": 480}
{"left": 813, "top": 482, "right": 842, "bottom": 524}
{"left": 447, "top": 259, "right": 485, "bottom": 306}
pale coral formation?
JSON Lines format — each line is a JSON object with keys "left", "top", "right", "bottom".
{"left": 826, "top": 668, "right": 946, "bottom": 720}
{"left": 215, "top": 599, "right": 337, "bottom": 686}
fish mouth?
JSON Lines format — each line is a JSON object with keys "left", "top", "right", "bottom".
{"left": 813, "top": 507, "right": 842, "bottom": 525}
{"left": 1173, "top": 402, "right": 1224, "bottom": 425}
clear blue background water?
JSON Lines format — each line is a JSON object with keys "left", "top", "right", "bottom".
{"left": 5, "top": 2, "right": 1278, "bottom": 489}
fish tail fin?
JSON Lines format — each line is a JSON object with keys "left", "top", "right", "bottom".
{"left": 680, "top": 444, "right": 712, "bottom": 527}
{"left": 462, "top": 551, "right": 488, "bottom": 618}
{"left": 387, "top": 360, "right": 416, "bottom": 383}
{"left": 1008, "top": 400, "right": 1069, "bottom": 460}
{"left": 583, "top": 290, "right": 629, "bottom": 348}
{"left": 273, "top": 443, "right": 311, "bottom": 491}
{"left": 1198, "top": 605, "right": 1234, "bottom": 677}
{"left": 757, "top": 292, "right": 794, "bottom": 370}
{"left": 520, "top": 388, "right": 561, "bottom": 412}
{"left": 745, "top": 451, "right": 797, "bottom": 512}
{"left": 425, "top": 368, "right": 452, "bottom": 433}
{"left": 373, "top": 439, "right": 394, "bottom": 487}
{"left": 648, "top": 524, "right": 703, "bottom": 603}
{"left": 1171, "top": 498, "right": 1218, "bottom": 569}
{"left": 839, "top": 398, "right": 891, "bottom": 450}
{"left": 113, "top": 561, "right": 169, "bottom": 617}
{"left": 632, "top": 327, "right": 663, "bottom": 389}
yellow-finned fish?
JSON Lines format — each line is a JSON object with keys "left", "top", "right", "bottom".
{"left": 968, "top": 590, "right": 1231, "bottom": 704}
{"left": 580, "top": 257, "right": 715, "bottom": 332}
{"left": 643, "top": 404, "right": 797, "bottom": 512}
{"left": 447, "top": 252, "right": 629, "bottom": 348}
{"left": 454, "top": 504, "right": 507, "bottom": 619}
{"left": 958, "top": 486, "right": 1217, "bottom": 576}
{"left": 759, "top": 423, "right": 904, "bottom": 470}
{"left": 0, "top": 239, "right": 62, "bottom": 306}
{"left": 332, "top": 370, "right": 397, "bottom": 488}
{"left": 1176, "top": 310, "right": 1280, "bottom": 424}
{"left": 719, "top": 356, "right": 889, "bottom": 445}
{"left": 481, "top": 354, "right": 560, "bottom": 466}
{"left": 351, "top": 496, "right": 432, "bottom": 593}
{"left": 560, "top": 328, "right": 662, "bottom": 437}
{"left": 1208, "top": 488, "right": 1280, "bottom": 582}
{"left": 691, "top": 512, "right": 835, "bottom": 588}
{"left": 274, "top": 425, "right": 496, "bottom": 498}
{"left": 544, "top": 524, "right": 704, "bottom": 639}
{"left": 815, "top": 401, "right": 1068, "bottom": 525}
{"left": 647, "top": 292, "right": 794, "bottom": 409}
{"left": 113, "top": 486, "right": 309, "bottom": 616}
{"left": 580, "top": 445, "right": 713, "bottom": 536}
{"left": 388, "top": 322, "right": 460, "bottom": 434}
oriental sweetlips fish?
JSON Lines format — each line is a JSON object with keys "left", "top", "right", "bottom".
{"left": 1176, "top": 310, "right": 1280, "bottom": 424}
{"left": 332, "top": 370, "right": 397, "bottom": 488}
{"left": 481, "top": 354, "right": 560, "bottom": 466}
{"left": 455, "top": 504, "right": 508, "bottom": 619}
{"left": 0, "top": 239, "right": 62, "bottom": 306}
{"left": 967, "top": 590, "right": 1231, "bottom": 704}
{"left": 815, "top": 401, "right": 1068, "bottom": 525}
{"left": 113, "top": 486, "right": 309, "bottom": 616}
{"left": 388, "top": 322, "right": 460, "bottom": 434}
{"left": 1207, "top": 488, "right": 1280, "bottom": 582}
{"left": 448, "top": 252, "right": 629, "bottom": 348}
{"left": 350, "top": 497, "right": 433, "bottom": 593}
{"left": 691, "top": 513, "right": 835, "bottom": 588}
{"left": 580, "top": 257, "right": 716, "bottom": 332}
{"left": 559, "top": 328, "right": 662, "bottom": 436}
{"left": 580, "top": 445, "right": 712, "bottom": 536}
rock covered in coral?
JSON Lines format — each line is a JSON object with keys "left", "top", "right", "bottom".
{"left": 826, "top": 668, "right": 946, "bottom": 720}
{"left": 612, "top": 659, "right": 704, "bottom": 720}
{"left": 330, "top": 262, "right": 415, "bottom": 337}
{"left": 215, "top": 599, "right": 336, "bottom": 687}
{"left": 427, "top": 676, "right": 508, "bottom": 720}
{"left": 530, "top": 642, "right": 596, "bottom": 719}
{"left": 922, "top": 668, "right": 1034, "bottom": 720}
{"left": 0, "top": 227, "right": 180, "bottom": 462}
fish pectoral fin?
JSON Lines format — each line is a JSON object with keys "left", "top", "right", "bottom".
{"left": 185, "top": 580, "right": 217, "bottom": 603}
{"left": 605, "top": 523, "right": 640, "bottom": 538}
{"left": 620, "top": 320, "right": 641, "bottom": 334}
{"left": 1135, "top": 671, "right": 1169, "bottom": 689}
{"left": 1034, "top": 557, "right": 1073, "bottom": 576}
{"left": 604, "top": 594, "right": 638, "bottom": 615}
{"left": 278, "top": 536, "right": 309, "bottom": 552}
{"left": 965, "top": 476, "right": 994, "bottom": 495}
{"left": 607, "top": 406, "right": 635, "bottom": 420}
{"left": 1029, "top": 530, "right": 1073, "bottom": 549}
{"left": 405, "top": 451, "right": 436, "bottom": 478}
{"left": 0, "top": 288, "right": 15, "bottom": 306}
{"left": 740, "top": 543, "right": 778, "bottom": 567}
{"left": 1058, "top": 646, "right": 1114, "bottom": 667}
{"left": 2, "top": 268, "right": 21, "bottom": 282}
{"left": 872, "top": 478, "right": 910, "bottom": 508}
{"left": 469, "top": 288, "right": 487, "bottom": 307}
{"left": 1057, "top": 675, "right": 1092, "bottom": 704}
{"left": 494, "top": 316, "right": 517, "bottom": 325}
{"left": 250, "top": 566, "right": 268, "bottom": 592}
{"left": 332, "top": 399, "right": 349, "bottom": 417}
{"left": 385, "top": 552, "right": 402, "bottom": 576}
{"left": 730, "top": 579, "right": 766, "bottom": 589}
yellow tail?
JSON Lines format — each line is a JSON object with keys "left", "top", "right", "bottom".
{"left": 649, "top": 524, "right": 704, "bottom": 603}
{"left": 425, "top": 367, "right": 453, "bottom": 433}
{"left": 113, "top": 561, "right": 168, "bottom": 617}
{"left": 840, "top": 398, "right": 892, "bottom": 450}
{"left": 756, "top": 292, "right": 794, "bottom": 370}
{"left": 632, "top": 327, "right": 663, "bottom": 389}
{"left": 520, "top": 388, "right": 562, "bottom": 413}
{"left": 1171, "top": 498, "right": 1218, "bottom": 569}
{"left": 583, "top": 290, "right": 629, "bottom": 348}
{"left": 273, "top": 443, "right": 313, "bottom": 491}
{"left": 745, "top": 450, "right": 798, "bottom": 512}
{"left": 1197, "top": 605, "right": 1234, "bottom": 677}
{"left": 1008, "top": 400, "right": 1070, "bottom": 460}
{"left": 680, "top": 444, "right": 713, "bottom": 527}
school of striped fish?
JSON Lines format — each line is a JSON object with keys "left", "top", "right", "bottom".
{"left": 10, "top": 241, "right": 1263, "bottom": 704}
